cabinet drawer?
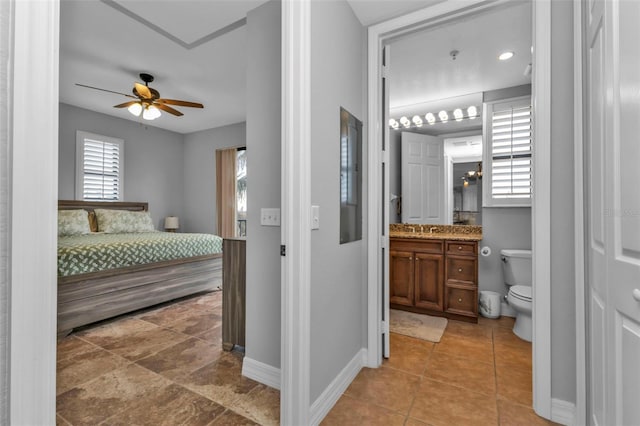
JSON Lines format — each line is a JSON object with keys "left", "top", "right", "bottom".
{"left": 445, "top": 285, "right": 478, "bottom": 317}
{"left": 446, "top": 257, "right": 477, "bottom": 283}
{"left": 391, "top": 238, "right": 443, "bottom": 254}
{"left": 446, "top": 241, "right": 477, "bottom": 256}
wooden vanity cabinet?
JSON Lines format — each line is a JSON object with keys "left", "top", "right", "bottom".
{"left": 390, "top": 237, "right": 478, "bottom": 322}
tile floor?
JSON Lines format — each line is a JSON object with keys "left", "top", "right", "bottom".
{"left": 57, "top": 293, "right": 552, "bottom": 426}
{"left": 323, "top": 315, "right": 557, "bottom": 426}
{"left": 56, "top": 290, "right": 280, "bottom": 426}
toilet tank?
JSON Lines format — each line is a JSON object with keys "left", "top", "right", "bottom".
{"left": 500, "top": 249, "right": 532, "bottom": 286}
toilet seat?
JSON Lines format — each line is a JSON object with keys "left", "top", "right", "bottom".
{"left": 509, "top": 285, "right": 532, "bottom": 302}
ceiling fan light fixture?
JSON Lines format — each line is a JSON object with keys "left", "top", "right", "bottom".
{"left": 143, "top": 104, "right": 161, "bottom": 120}
{"left": 128, "top": 102, "right": 142, "bottom": 117}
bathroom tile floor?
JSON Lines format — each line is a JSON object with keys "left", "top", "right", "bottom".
{"left": 56, "top": 290, "right": 280, "bottom": 426}
{"left": 57, "top": 292, "right": 553, "bottom": 426}
{"left": 322, "top": 315, "right": 558, "bottom": 426}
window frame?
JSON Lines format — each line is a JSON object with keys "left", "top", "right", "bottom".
{"left": 75, "top": 130, "right": 124, "bottom": 201}
{"left": 482, "top": 95, "right": 532, "bottom": 208}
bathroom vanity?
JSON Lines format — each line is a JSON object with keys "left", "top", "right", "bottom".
{"left": 389, "top": 224, "right": 482, "bottom": 323}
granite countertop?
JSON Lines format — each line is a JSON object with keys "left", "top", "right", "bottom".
{"left": 389, "top": 224, "right": 483, "bottom": 242}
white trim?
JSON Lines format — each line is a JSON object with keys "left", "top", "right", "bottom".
{"left": 572, "top": 0, "right": 586, "bottom": 424}
{"left": 367, "top": 0, "right": 554, "bottom": 420}
{"left": 551, "top": 398, "right": 577, "bottom": 426}
{"left": 242, "top": 357, "right": 281, "bottom": 390}
{"left": 280, "top": 0, "right": 311, "bottom": 424}
{"left": 309, "top": 349, "right": 366, "bottom": 426}
{"left": 531, "top": 0, "right": 552, "bottom": 419}
{"left": 9, "top": 0, "right": 59, "bottom": 423}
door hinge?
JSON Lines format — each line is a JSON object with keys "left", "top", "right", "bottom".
{"left": 380, "top": 235, "right": 387, "bottom": 249}
{"left": 381, "top": 320, "right": 389, "bottom": 334}
{"left": 280, "top": 245, "right": 286, "bottom": 256}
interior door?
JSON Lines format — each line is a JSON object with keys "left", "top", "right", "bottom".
{"left": 585, "top": 1, "right": 640, "bottom": 424}
{"left": 401, "top": 132, "right": 444, "bottom": 224}
{"left": 382, "top": 45, "right": 391, "bottom": 359}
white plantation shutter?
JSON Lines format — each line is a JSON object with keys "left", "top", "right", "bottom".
{"left": 483, "top": 97, "right": 532, "bottom": 207}
{"left": 75, "top": 131, "right": 124, "bottom": 201}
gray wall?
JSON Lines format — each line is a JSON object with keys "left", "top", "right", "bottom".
{"left": 479, "top": 208, "right": 532, "bottom": 294}
{"left": 58, "top": 103, "right": 185, "bottom": 229}
{"left": 245, "top": 0, "right": 281, "bottom": 369}
{"left": 309, "top": 0, "right": 366, "bottom": 402}
{"left": 549, "top": 0, "right": 576, "bottom": 403}
{"left": 182, "top": 122, "right": 246, "bottom": 233}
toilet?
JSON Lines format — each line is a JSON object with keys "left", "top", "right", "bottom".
{"left": 501, "top": 249, "right": 532, "bottom": 342}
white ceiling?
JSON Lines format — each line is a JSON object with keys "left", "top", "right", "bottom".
{"left": 388, "top": 2, "right": 532, "bottom": 135}
{"left": 59, "top": 0, "right": 267, "bottom": 134}
{"left": 60, "top": 1, "right": 530, "bottom": 136}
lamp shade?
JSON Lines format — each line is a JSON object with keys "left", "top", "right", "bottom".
{"left": 164, "top": 216, "right": 179, "bottom": 230}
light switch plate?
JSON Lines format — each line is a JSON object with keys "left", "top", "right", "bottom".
{"left": 260, "top": 208, "right": 280, "bottom": 226}
{"left": 311, "top": 205, "right": 320, "bottom": 230}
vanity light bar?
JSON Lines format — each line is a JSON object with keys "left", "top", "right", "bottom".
{"left": 389, "top": 106, "right": 480, "bottom": 130}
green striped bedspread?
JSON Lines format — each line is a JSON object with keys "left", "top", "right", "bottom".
{"left": 58, "top": 232, "right": 223, "bottom": 277}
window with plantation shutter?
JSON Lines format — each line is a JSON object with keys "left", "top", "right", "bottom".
{"left": 483, "top": 96, "right": 532, "bottom": 207}
{"left": 75, "top": 131, "right": 124, "bottom": 201}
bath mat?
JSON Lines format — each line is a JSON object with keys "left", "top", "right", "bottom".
{"left": 389, "top": 309, "right": 448, "bottom": 343}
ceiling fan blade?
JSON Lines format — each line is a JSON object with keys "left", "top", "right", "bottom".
{"left": 76, "top": 83, "right": 136, "bottom": 99}
{"left": 156, "top": 98, "right": 204, "bottom": 108}
{"left": 113, "top": 101, "right": 140, "bottom": 108}
{"left": 155, "top": 103, "right": 183, "bottom": 116}
{"left": 134, "top": 82, "right": 152, "bottom": 99}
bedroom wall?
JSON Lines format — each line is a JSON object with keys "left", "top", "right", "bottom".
{"left": 309, "top": 0, "right": 366, "bottom": 402}
{"left": 182, "top": 122, "right": 246, "bottom": 233}
{"left": 58, "top": 103, "right": 185, "bottom": 229}
{"left": 244, "top": 0, "right": 281, "bottom": 370}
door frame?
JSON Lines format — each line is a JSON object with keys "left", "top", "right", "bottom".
{"left": 573, "top": 0, "right": 586, "bottom": 423}
{"left": 366, "top": 0, "right": 554, "bottom": 419}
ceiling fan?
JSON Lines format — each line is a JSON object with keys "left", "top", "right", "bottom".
{"left": 76, "top": 73, "right": 204, "bottom": 121}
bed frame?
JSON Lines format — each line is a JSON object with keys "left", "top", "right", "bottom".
{"left": 57, "top": 200, "right": 223, "bottom": 338}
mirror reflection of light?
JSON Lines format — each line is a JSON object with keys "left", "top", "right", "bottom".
{"left": 425, "top": 113, "right": 436, "bottom": 125}
{"left": 453, "top": 108, "right": 464, "bottom": 122}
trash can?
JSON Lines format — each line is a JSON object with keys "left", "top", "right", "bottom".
{"left": 479, "top": 291, "right": 502, "bottom": 319}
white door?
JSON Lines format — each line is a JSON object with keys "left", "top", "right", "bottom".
{"left": 585, "top": 1, "right": 640, "bottom": 424}
{"left": 401, "top": 132, "right": 444, "bottom": 224}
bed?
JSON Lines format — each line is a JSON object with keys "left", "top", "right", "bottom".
{"left": 57, "top": 200, "right": 223, "bottom": 338}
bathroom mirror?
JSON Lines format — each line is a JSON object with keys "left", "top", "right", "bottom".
{"left": 339, "top": 107, "right": 362, "bottom": 244}
{"left": 386, "top": 2, "right": 532, "bottom": 226}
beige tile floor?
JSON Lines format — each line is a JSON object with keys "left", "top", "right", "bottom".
{"left": 57, "top": 293, "right": 553, "bottom": 426}
{"left": 323, "top": 316, "right": 557, "bottom": 426}
{"left": 56, "top": 290, "right": 280, "bottom": 426}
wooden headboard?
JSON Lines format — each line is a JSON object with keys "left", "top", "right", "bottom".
{"left": 58, "top": 200, "right": 149, "bottom": 232}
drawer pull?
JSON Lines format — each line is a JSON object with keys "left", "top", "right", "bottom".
{"left": 409, "top": 257, "right": 413, "bottom": 261}
{"left": 458, "top": 246, "right": 462, "bottom": 250}
{"left": 458, "top": 298, "right": 463, "bottom": 303}
{"left": 458, "top": 268, "right": 463, "bottom": 272}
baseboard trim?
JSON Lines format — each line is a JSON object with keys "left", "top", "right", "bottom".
{"left": 309, "top": 348, "right": 367, "bottom": 425}
{"left": 551, "top": 398, "right": 576, "bottom": 425}
{"left": 242, "top": 357, "right": 281, "bottom": 390}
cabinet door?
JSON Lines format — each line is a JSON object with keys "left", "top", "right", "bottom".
{"left": 389, "top": 250, "right": 414, "bottom": 306}
{"left": 414, "top": 253, "right": 443, "bottom": 311}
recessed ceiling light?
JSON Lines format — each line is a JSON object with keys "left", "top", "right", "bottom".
{"left": 499, "top": 51, "right": 514, "bottom": 61}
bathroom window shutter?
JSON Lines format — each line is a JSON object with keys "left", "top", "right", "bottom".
{"left": 484, "top": 97, "right": 532, "bottom": 207}
{"left": 75, "top": 131, "right": 124, "bottom": 201}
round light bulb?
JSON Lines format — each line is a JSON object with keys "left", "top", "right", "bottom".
{"left": 438, "top": 110, "right": 448, "bottom": 123}
{"left": 389, "top": 118, "right": 399, "bottom": 129}
{"left": 128, "top": 103, "right": 142, "bottom": 117}
{"left": 453, "top": 108, "right": 463, "bottom": 122}
{"left": 425, "top": 113, "right": 436, "bottom": 125}
{"left": 400, "top": 116, "right": 411, "bottom": 128}
{"left": 412, "top": 115, "right": 423, "bottom": 127}
{"left": 467, "top": 106, "right": 478, "bottom": 120}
